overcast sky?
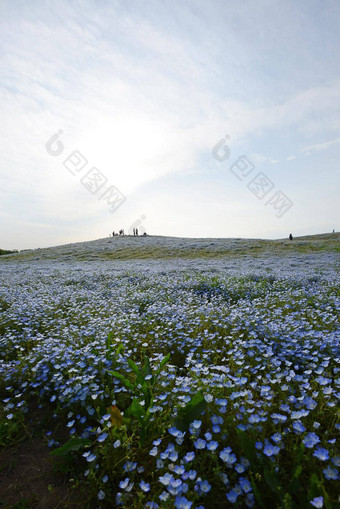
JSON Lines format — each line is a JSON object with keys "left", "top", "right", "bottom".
{"left": 1, "top": 0, "right": 339, "bottom": 249}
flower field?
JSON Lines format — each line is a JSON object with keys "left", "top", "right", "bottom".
{"left": 0, "top": 251, "right": 339, "bottom": 508}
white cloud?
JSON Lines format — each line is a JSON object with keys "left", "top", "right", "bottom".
{"left": 301, "top": 137, "right": 340, "bottom": 154}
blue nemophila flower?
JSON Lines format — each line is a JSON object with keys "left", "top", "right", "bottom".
{"left": 235, "top": 463, "right": 246, "bottom": 473}
{"left": 98, "top": 490, "right": 105, "bottom": 500}
{"left": 85, "top": 452, "right": 96, "bottom": 462}
{"left": 102, "top": 413, "right": 111, "bottom": 421}
{"left": 97, "top": 432, "right": 108, "bottom": 443}
{"left": 119, "top": 478, "right": 133, "bottom": 491}
{"left": 113, "top": 439, "right": 121, "bottom": 448}
{"left": 190, "top": 420, "right": 202, "bottom": 436}
{"left": 271, "top": 413, "right": 287, "bottom": 424}
{"left": 332, "top": 456, "right": 340, "bottom": 467}
{"left": 116, "top": 492, "right": 123, "bottom": 506}
{"left": 6, "top": 413, "right": 13, "bottom": 419}
{"left": 150, "top": 446, "right": 158, "bottom": 456}
{"left": 323, "top": 466, "right": 339, "bottom": 480}
{"left": 220, "top": 473, "right": 229, "bottom": 485}
{"left": 123, "top": 461, "right": 137, "bottom": 472}
{"left": 292, "top": 421, "right": 306, "bottom": 434}
{"left": 194, "top": 438, "right": 206, "bottom": 449}
{"left": 211, "top": 415, "right": 223, "bottom": 425}
{"left": 316, "top": 376, "right": 332, "bottom": 386}
{"left": 159, "top": 491, "right": 170, "bottom": 502}
{"left": 156, "top": 459, "right": 164, "bottom": 469}
{"left": 249, "top": 414, "right": 260, "bottom": 424}
{"left": 310, "top": 496, "right": 323, "bottom": 508}
{"left": 183, "top": 452, "right": 195, "bottom": 463}
{"left": 303, "top": 432, "right": 320, "bottom": 448}
{"left": 220, "top": 447, "right": 236, "bottom": 465}
{"left": 263, "top": 443, "right": 280, "bottom": 457}
{"left": 196, "top": 479, "right": 211, "bottom": 494}
{"left": 174, "top": 465, "right": 185, "bottom": 475}
{"left": 159, "top": 473, "right": 173, "bottom": 486}
{"left": 169, "top": 450, "right": 179, "bottom": 461}
{"left": 207, "top": 440, "right": 218, "bottom": 451}
{"left": 187, "top": 470, "right": 197, "bottom": 480}
{"left": 145, "top": 502, "right": 159, "bottom": 508}
{"left": 271, "top": 433, "right": 282, "bottom": 443}
{"left": 139, "top": 481, "right": 150, "bottom": 492}
{"left": 226, "top": 489, "right": 239, "bottom": 503}
{"left": 169, "top": 426, "right": 180, "bottom": 436}
{"left": 313, "top": 447, "right": 329, "bottom": 461}
{"left": 280, "top": 404, "right": 290, "bottom": 412}
{"left": 255, "top": 441, "right": 263, "bottom": 450}
{"left": 174, "top": 496, "right": 192, "bottom": 509}
{"left": 170, "top": 478, "right": 182, "bottom": 489}
{"left": 291, "top": 409, "right": 309, "bottom": 420}
{"left": 246, "top": 493, "right": 255, "bottom": 508}
{"left": 168, "top": 478, "right": 183, "bottom": 496}
{"left": 102, "top": 475, "right": 108, "bottom": 483}
{"left": 239, "top": 477, "right": 252, "bottom": 493}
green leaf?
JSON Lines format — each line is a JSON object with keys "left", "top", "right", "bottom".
{"left": 237, "top": 430, "right": 258, "bottom": 466}
{"left": 115, "top": 343, "right": 124, "bottom": 356}
{"left": 307, "top": 473, "right": 324, "bottom": 503}
{"left": 155, "top": 353, "right": 171, "bottom": 378}
{"left": 142, "top": 356, "right": 153, "bottom": 379}
{"left": 106, "top": 332, "right": 113, "bottom": 350}
{"left": 125, "top": 398, "right": 146, "bottom": 423}
{"left": 127, "top": 359, "right": 145, "bottom": 386}
{"left": 50, "top": 437, "right": 92, "bottom": 457}
{"left": 264, "top": 468, "right": 281, "bottom": 496}
{"left": 174, "top": 392, "right": 207, "bottom": 431}
{"left": 249, "top": 472, "right": 264, "bottom": 507}
{"left": 107, "top": 370, "right": 135, "bottom": 392}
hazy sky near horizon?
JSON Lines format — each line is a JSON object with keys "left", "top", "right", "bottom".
{"left": 1, "top": 0, "right": 339, "bottom": 250}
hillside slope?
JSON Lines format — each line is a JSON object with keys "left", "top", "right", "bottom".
{"left": 1, "top": 232, "right": 339, "bottom": 262}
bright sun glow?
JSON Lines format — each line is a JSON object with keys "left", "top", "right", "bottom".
{"left": 81, "top": 115, "right": 173, "bottom": 193}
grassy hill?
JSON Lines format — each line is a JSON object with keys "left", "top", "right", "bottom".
{"left": 1, "top": 232, "right": 339, "bottom": 262}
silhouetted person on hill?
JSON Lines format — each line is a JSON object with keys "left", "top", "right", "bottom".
{"left": 333, "top": 229, "right": 335, "bottom": 233}
{"left": 136, "top": 228, "right": 138, "bottom": 236}
{"left": 289, "top": 233, "right": 293, "bottom": 241}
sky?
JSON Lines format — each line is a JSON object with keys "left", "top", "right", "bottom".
{"left": 1, "top": 0, "right": 339, "bottom": 250}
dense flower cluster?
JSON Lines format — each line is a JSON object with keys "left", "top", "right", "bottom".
{"left": 0, "top": 255, "right": 339, "bottom": 507}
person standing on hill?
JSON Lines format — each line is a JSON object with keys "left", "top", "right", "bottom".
{"left": 289, "top": 233, "right": 293, "bottom": 240}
